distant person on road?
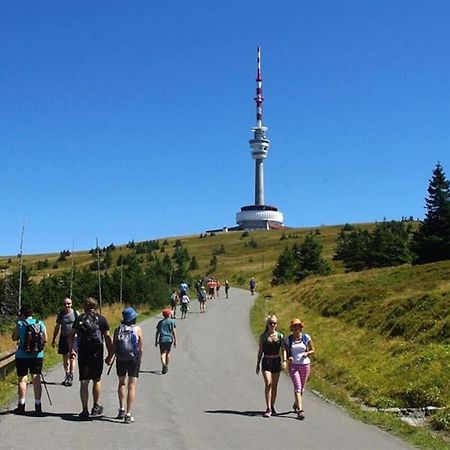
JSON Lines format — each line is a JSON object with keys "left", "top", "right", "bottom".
{"left": 215, "top": 280, "right": 221, "bottom": 298}
{"left": 106, "top": 307, "right": 143, "bottom": 424}
{"left": 224, "top": 280, "right": 230, "bottom": 299}
{"left": 179, "top": 281, "right": 189, "bottom": 297}
{"left": 155, "top": 309, "right": 177, "bottom": 374}
{"left": 69, "top": 297, "right": 113, "bottom": 420}
{"left": 207, "top": 278, "right": 216, "bottom": 299}
{"left": 283, "top": 318, "right": 314, "bottom": 420}
{"left": 180, "top": 293, "right": 190, "bottom": 319}
{"left": 170, "top": 289, "right": 179, "bottom": 319}
{"left": 197, "top": 286, "right": 207, "bottom": 313}
{"left": 249, "top": 277, "right": 256, "bottom": 295}
{"left": 51, "top": 297, "right": 78, "bottom": 386}
{"left": 256, "top": 314, "right": 284, "bottom": 418}
{"left": 11, "top": 305, "right": 48, "bottom": 415}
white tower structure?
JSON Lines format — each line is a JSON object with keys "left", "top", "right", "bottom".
{"left": 236, "top": 47, "right": 284, "bottom": 230}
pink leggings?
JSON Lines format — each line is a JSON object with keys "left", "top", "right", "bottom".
{"left": 289, "top": 363, "right": 310, "bottom": 393}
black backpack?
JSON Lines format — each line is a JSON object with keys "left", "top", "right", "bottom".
{"left": 22, "top": 320, "right": 45, "bottom": 353}
{"left": 77, "top": 312, "right": 102, "bottom": 346}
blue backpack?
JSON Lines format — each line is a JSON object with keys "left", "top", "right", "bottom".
{"left": 115, "top": 325, "right": 139, "bottom": 361}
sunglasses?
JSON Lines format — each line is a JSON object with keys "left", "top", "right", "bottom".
{"left": 64, "top": 303, "right": 72, "bottom": 306}
{"left": 269, "top": 322, "right": 277, "bottom": 326}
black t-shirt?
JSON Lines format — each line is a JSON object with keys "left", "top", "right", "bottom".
{"left": 72, "top": 312, "right": 109, "bottom": 353}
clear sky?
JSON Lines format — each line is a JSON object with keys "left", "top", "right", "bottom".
{"left": 1, "top": 0, "right": 449, "bottom": 256}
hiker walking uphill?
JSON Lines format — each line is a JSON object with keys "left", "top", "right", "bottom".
{"left": 69, "top": 297, "right": 113, "bottom": 420}
{"left": 51, "top": 297, "right": 78, "bottom": 386}
{"left": 155, "top": 309, "right": 177, "bottom": 374}
{"left": 106, "top": 307, "right": 143, "bottom": 424}
{"left": 11, "top": 304, "right": 48, "bottom": 415}
{"left": 249, "top": 277, "right": 256, "bottom": 295}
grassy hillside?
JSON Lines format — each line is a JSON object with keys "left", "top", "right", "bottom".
{"left": 1, "top": 224, "right": 450, "bottom": 447}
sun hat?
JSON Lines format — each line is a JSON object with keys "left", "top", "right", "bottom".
{"left": 162, "top": 308, "right": 171, "bottom": 318}
{"left": 290, "top": 318, "right": 303, "bottom": 329}
{"left": 122, "top": 307, "right": 138, "bottom": 323}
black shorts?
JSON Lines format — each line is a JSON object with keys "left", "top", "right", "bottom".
{"left": 78, "top": 350, "right": 104, "bottom": 381}
{"left": 116, "top": 359, "right": 141, "bottom": 378}
{"left": 159, "top": 342, "right": 172, "bottom": 353}
{"left": 58, "top": 336, "right": 70, "bottom": 355}
{"left": 261, "top": 356, "right": 282, "bottom": 373}
{"left": 16, "top": 358, "right": 43, "bottom": 377}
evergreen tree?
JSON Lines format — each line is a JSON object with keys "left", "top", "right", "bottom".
{"left": 272, "top": 244, "right": 298, "bottom": 285}
{"left": 412, "top": 163, "right": 450, "bottom": 263}
{"left": 296, "top": 233, "right": 331, "bottom": 281}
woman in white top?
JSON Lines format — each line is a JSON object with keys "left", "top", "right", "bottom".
{"left": 282, "top": 318, "right": 314, "bottom": 420}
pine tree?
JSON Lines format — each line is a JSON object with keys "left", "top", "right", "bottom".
{"left": 295, "top": 233, "right": 331, "bottom": 282}
{"left": 412, "top": 163, "right": 450, "bottom": 263}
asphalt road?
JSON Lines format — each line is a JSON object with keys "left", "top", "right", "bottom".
{"left": 0, "top": 288, "right": 413, "bottom": 450}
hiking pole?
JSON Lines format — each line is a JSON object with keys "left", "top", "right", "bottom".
{"left": 40, "top": 372, "right": 52, "bottom": 406}
{"left": 18, "top": 220, "right": 26, "bottom": 312}
{"left": 107, "top": 356, "right": 116, "bottom": 376}
{"left": 96, "top": 237, "right": 103, "bottom": 313}
{"left": 69, "top": 238, "right": 75, "bottom": 300}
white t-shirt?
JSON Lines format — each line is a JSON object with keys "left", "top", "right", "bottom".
{"left": 284, "top": 333, "right": 311, "bottom": 365}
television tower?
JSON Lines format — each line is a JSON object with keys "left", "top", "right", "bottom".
{"left": 236, "top": 47, "right": 284, "bottom": 230}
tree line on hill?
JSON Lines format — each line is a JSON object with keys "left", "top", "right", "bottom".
{"left": 0, "top": 240, "right": 194, "bottom": 331}
{"left": 273, "top": 163, "right": 450, "bottom": 285}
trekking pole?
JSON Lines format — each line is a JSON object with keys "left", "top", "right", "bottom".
{"left": 18, "top": 220, "right": 26, "bottom": 312}
{"left": 107, "top": 356, "right": 116, "bottom": 375}
{"left": 40, "top": 372, "right": 52, "bottom": 406}
{"left": 69, "top": 238, "right": 75, "bottom": 300}
{"left": 96, "top": 237, "right": 103, "bottom": 313}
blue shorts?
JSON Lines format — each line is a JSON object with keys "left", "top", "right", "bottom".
{"left": 159, "top": 342, "right": 172, "bottom": 353}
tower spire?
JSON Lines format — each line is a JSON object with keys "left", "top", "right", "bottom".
{"left": 255, "top": 46, "right": 264, "bottom": 128}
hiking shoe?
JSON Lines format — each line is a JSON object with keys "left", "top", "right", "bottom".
{"left": 78, "top": 409, "right": 90, "bottom": 420}
{"left": 34, "top": 403, "right": 43, "bottom": 415}
{"left": 14, "top": 403, "right": 25, "bottom": 415}
{"left": 161, "top": 365, "right": 168, "bottom": 374}
{"left": 91, "top": 404, "right": 103, "bottom": 416}
{"left": 271, "top": 405, "right": 277, "bottom": 416}
{"left": 124, "top": 413, "right": 135, "bottom": 424}
{"left": 263, "top": 408, "right": 272, "bottom": 418}
{"left": 297, "top": 410, "right": 305, "bottom": 420}
{"left": 116, "top": 408, "right": 125, "bottom": 420}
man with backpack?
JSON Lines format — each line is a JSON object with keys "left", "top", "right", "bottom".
{"left": 69, "top": 297, "right": 113, "bottom": 420}
{"left": 51, "top": 297, "right": 78, "bottom": 386}
{"left": 106, "top": 307, "right": 143, "bottom": 424}
{"left": 11, "top": 304, "right": 48, "bottom": 415}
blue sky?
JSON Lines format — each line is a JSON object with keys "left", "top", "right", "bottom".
{"left": 1, "top": 0, "right": 449, "bottom": 256}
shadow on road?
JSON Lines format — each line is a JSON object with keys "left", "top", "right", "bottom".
{"left": 139, "top": 370, "right": 163, "bottom": 375}
{"left": 205, "top": 409, "right": 298, "bottom": 419}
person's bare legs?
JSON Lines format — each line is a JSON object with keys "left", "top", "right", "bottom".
{"left": 270, "top": 372, "right": 280, "bottom": 410}
{"left": 93, "top": 380, "right": 101, "bottom": 405}
{"left": 31, "top": 374, "right": 42, "bottom": 401}
{"left": 118, "top": 376, "right": 127, "bottom": 410}
{"left": 80, "top": 380, "right": 90, "bottom": 409}
{"left": 262, "top": 371, "right": 273, "bottom": 410}
{"left": 126, "top": 377, "right": 137, "bottom": 413}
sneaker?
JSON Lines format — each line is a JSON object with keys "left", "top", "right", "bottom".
{"left": 263, "top": 408, "right": 272, "bottom": 418}
{"left": 124, "top": 413, "right": 135, "bottom": 424}
{"left": 78, "top": 409, "right": 90, "bottom": 420}
{"left": 161, "top": 365, "right": 168, "bottom": 374}
{"left": 35, "top": 403, "right": 43, "bottom": 415}
{"left": 297, "top": 410, "right": 305, "bottom": 420}
{"left": 66, "top": 376, "right": 73, "bottom": 387}
{"left": 116, "top": 408, "right": 125, "bottom": 420}
{"left": 293, "top": 403, "right": 299, "bottom": 412}
{"left": 61, "top": 376, "right": 68, "bottom": 386}
{"left": 271, "top": 405, "right": 277, "bottom": 416}
{"left": 91, "top": 404, "right": 103, "bottom": 416}
{"left": 14, "top": 403, "right": 25, "bottom": 415}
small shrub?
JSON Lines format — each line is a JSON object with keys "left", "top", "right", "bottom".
{"left": 429, "top": 408, "right": 450, "bottom": 431}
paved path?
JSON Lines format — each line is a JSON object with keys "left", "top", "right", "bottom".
{"left": 0, "top": 288, "right": 413, "bottom": 449}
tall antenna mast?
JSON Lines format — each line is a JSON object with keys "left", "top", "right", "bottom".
{"left": 255, "top": 45, "right": 264, "bottom": 128}
{"left": 18, "top": 220, "right": 26, "bottom": 311}
{"left": 96, "top": 237, "right": 103, "bottom": 312}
